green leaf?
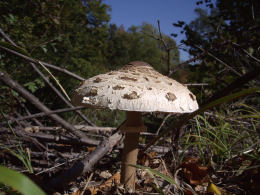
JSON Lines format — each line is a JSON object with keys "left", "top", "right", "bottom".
{"left": 24, "top": 82, "right": 37, "bottom": 93}
{"left": 0, "top": 166, "right": 46, "bottom": 195}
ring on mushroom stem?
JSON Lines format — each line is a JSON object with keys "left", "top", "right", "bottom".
{"left": 72, "top": 61, "right": 198, "bottom": 191}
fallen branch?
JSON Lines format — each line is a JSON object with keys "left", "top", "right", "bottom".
{"left": 2, "top": 106, "right": 85, "bottom": 125}
{"left": 48, "top": 130, "right": 122, "bottom": 189}
{"left": 22, "top": 125, "right": 114, "bottom": 135}
{"left": 0, "top": 71, "right": 85, "bottom": 138}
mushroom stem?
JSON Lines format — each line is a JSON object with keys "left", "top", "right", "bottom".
{"left": 121, "top": 131, "right": 139, "bottom": 190}
{"left": 120, "top": 111, "right": 146, "bottom": 190}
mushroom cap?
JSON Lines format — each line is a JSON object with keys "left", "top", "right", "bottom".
{"left": 72, "top": 61, "right": 198, "bottom": 113}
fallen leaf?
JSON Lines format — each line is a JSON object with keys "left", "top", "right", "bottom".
{"left": 181, "top": 157, "right": 210, "bottom": 185}
{"left": 88, "top": 172, "right": 120, "bottom": 194}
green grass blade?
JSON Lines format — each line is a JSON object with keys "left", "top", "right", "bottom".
{"left": 0, "top": 166, "right": 46, "bottom": 195}
{"left": 129, "top": 164, "right": 181, "bottom": 189}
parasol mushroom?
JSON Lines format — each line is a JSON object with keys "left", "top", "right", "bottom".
{"left": 72, "top": 61, "right": 198, "bottom": 190}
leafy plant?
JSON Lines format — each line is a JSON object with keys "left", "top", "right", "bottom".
{"left": 0, "top": 166, "right": 46, "bottom": 195}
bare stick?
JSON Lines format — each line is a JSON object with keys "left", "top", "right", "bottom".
{"left": 169, "top": 51, "right": 206, "bottom": 76}
{"left": 195, "top": 44, "right": 242, "bottom": 76}
{"left": 48, "top": 130, "right": 122, "bottom": 189}
{"left": 0, "top": 71, "right": 86, "bottom": 138}
{"left": 0, "top": 45, "right": 84, "bottom": 81}
{"left": 2, "top": 106, "right": 85, "bottom": 125}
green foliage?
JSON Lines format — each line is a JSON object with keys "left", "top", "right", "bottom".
{"left": 174, "top": 0, "right": 259, "bottom": 96}
{"left": 106, "top": 23, "right": 179, "bottom": 74}
{"left": 181, "top": 102, "right": 260, "bottom": 167}
{"left": 0, "top": 166, "right": 46, "bottom": 195}
{"left": 24, "top": 78, "right": 45, "bottom": 93}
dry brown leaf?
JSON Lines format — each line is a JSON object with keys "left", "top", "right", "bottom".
{"left": 87, "top": 172, "right": 120, "bottom": 195}
{"left": 139, "top": 151, "right": 157, "bottom": 166}
{"left": 181, "top": 157, "right": 210, "bottom": 185}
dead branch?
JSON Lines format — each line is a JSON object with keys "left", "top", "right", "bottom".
{"left": 47, "top": 130, "right": 122, "bottom": 189}
{"left": 184, "top": 83, "right": 209, "bottom": 86}
{"left": 0, "top": 45, "right": 84, "bottom": 81}
{"left": 195, "top": 44, "right": 242, "bottom": 76}
{"left": 0, "top": 27, "right": 84, "bottom": 82}
{"left": 28, "top": 132, "right": 100, "bottom": 146}
{"left": 2, "top": 106, "right": 85, "bottom": 125}
{"left": 169, "top": 51, "right": 206, "bottom": 77}
{"left": 0, "top": 71, "right": 87, "bottom": 139}
{"left": 1, "top": 127, "right": 100, "bottom": 146}
{"left": 22, "top": 125, "right": 114, "bottom": 134}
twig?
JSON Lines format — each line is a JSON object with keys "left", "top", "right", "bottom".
{"left": 35, "top": 152, "right": 91, "bottom": 175}
{"left": 37, "top": 61, "right": 71, "bottom": 101}
{"left": 0, "top": 28, "right": 17, "bottom": 46}
{"left": 156, "top": 114, "right": 172, "bottom": 135}
{"left": 21, "top": 125, "right": 114, "bottom": 134}
{"left": 232, "top": 42, "right": 260, "bottom": 64}
{"left": 195, "top": 45, "right": 242, "bottom": 76}
{"left": 81, "top": 172, "right": 94, "bottom": 195}
{"left": 157, "top": 20, "right": 173, "bottom": 75}
{"left": 1, "top": 127, "right": 100, "bottom": 146}
{"left": 1, "top": 106, "right": 85, "bottom": 125}
{"left": 14, "top": 95, "right": 43, "bottom": 126}
{"left": 0, "top": 43, "right": 84, "bottom": 81}
{"left": 185, "top": 83, "right": 209, "bottom": 86}
{"left": 169, "top": 51, "right": 206, "bottom": 76}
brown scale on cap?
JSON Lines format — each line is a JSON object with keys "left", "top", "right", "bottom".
{"left": 189, "top": 93, "right": 196, "bottom": 101}
{"left": 123, "top": 91, "right": 140, "bottom": 100}
{"left": 85, "top": 88, "right": 98, "bottom": 96}
{"left": 144, "top": 77, "right": 149, "bottom": 81}
{"left": 93, "top": 77, "right": 102, "bottom": 83}
{"left": 119, "top": 76, "right": 138, "bottom": 82}
{"left": 113, "top": 85, "right": 125, "bottom": 90}
{"left": 108, "top": 72, "right": 117, "bottom": 75}
{"left": 166, "top": 92, "right": 177, "bottom": 101}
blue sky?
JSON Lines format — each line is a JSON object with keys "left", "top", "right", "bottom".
{"left": 103, "top": 0, "right": 212, "bottom": 61}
